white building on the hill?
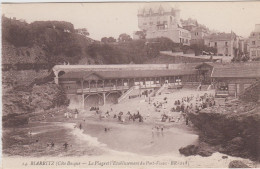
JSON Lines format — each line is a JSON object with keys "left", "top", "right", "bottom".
{"left": 248, "top": 24, "right": 260, "bottom": 59}
{"left": 134, "top": 3, "right": 191, "bottom": 46}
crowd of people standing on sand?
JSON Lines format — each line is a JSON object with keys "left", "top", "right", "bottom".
{"left": 90, "top": 92, "right": 216, "bottom": 127}
{"left": 64, "top": 109, "right": 79, "bottom": 119}
{"left": 154, "top": 93, "right": 216, "bottom": 125}
{"left": 94, "top": 107, "right": 145, "bottom": 123}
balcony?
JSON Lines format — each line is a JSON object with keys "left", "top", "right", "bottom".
{"left": 215, "top": 90, "right": 229, "bottom": 97}
{"left": 77, "top": 86, "right": 129, "bottom": 94}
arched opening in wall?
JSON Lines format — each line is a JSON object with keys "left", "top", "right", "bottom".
{"left": 106, "top": 92, "right": 121, "bottom": 104}
{"left": 84, "top": 94, "right": 104, "bottom": 109}
{"left": 58, "top": 71, "right": 65, "bottom": 77}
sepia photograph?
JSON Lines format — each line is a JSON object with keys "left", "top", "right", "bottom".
{"left": 1, "top": 1, "right": 260, "bottom": 168}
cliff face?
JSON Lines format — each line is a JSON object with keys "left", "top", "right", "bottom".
{"left": 239, "top": 81, "right": 260, "bottom": 102}
{"left": 188, "top": 100, "right": 260, "bottom": 161}
{"left": 2, "top": 83, "right": 69, "bottom": 127}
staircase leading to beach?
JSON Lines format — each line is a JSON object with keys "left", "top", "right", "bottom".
{"left": 239, "top": 80, "right": 260, "bottom": 102}
{"left": 148, "top": 88, "right": 159, "bottom": 97}
{"left": 155, "top": 84, "right": 167, "bottom": 96}
{"left": 117, "top": 86, "right": 136, "bottom": 103}
{"left": 197, "top": 84, "right": 210, "bottom": 91}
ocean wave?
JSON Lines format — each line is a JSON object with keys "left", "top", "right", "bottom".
{"left": 61, "top": 122, "right": 107, "bottom": 148}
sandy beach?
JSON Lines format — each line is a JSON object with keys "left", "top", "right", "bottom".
{"left": 2, "top": 88, "right": 259, "bottom": 168}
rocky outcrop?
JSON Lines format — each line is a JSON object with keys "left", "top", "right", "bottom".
{"left": 30, "top": 83, "right": 69, "bottom": 110}
{"left": 239, "top": 81, "right": 260, "bottom": 102}
{"left": 179, "top": 142, "right": 215, "bottom": 157}
{"left": 179, "top": 145, "right": 198, "bottom": 156}
{"left": 187, "top": 100, "right": 260, "bottom": 161}
{"left": 2, "top": 83, "right": 69, "bottom": 127}
{"left": 228, "top": 160, "right": 250, "bottom": 168}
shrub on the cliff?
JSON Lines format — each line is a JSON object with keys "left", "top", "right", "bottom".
{"left": 3, "top": 114, "right": 29, "bottom": 127}
{"left": 31, "top": 83, "right": 69, "bottom": 110}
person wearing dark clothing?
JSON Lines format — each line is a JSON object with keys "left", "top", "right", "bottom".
{"left": 51, "top": 141, "right": 54, "bottom": 148}
{"left": 79, "top": 123, "right": 82, "bottom": 130}
{"left": 63, "top": 142, "right": 69, "bottom": 149}
{"left": 186, "top": 118, "right": 189, "bottom": 125}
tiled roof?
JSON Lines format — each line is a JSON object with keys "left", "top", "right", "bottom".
{"left": 211, "top": 62, "right": 260, "bottom": 78}
{"left": 138, "top": 3, "right": 177, "bottom": 15}
{"left": 204, "top": 33, "right": 236, "bottom": 41}
{"left": 59, "top": 69, "right": 197, "bottom": 80}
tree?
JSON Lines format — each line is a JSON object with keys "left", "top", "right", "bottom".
{"left": 101, "top": 37, "right": 108, "bottom": 43}
{"left": 134, "top": 30, "right": 146, "bottom": 39}
{"left": 2, "top": 16, "right": 32, "bottom": 47}
{"left": 75, "top": 28, "right": 89, "bottom": 37}
{"left": 118, "top": 33, "right": 132, "bottom": 42}
{"left": 101, "top": 37, "right": 116, "bottom": 43}
{"left": 190, "top": 44, "right": 217, "bottom": 56}
{"left": 107, "top": 37, "right": 116, "bottom": 43}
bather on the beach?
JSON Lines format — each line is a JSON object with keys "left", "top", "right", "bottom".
{"left": 51, "top": 141, "right": 54, "bottom": 148}
{"left": 63, "top": 142, "right": 69, "bottom": 149}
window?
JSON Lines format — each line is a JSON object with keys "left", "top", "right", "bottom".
{"left": 215, "top": 42, "right": 217, "bottom": 47}
{"left": 225, "top": 42, "right": 228, "bottom": 46}
{"left": 225, "top": 48, "right": 228, "bottom": 55}
{"left": 149, "top": 22, "right": 153, "bottom": 25}
{"left": 252, "top": 41, "right": 256, "bottom": 45}
{"left": 66, "top": 86, "right": 70, "bottom": 90}
{"left": 251, "top": 50, "right": 256, "bottom": 56}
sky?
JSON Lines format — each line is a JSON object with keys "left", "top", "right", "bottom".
{"left": 2, "top": 2, "right": 260, "bottom": 40}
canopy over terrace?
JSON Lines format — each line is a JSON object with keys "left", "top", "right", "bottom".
{"left": 211, "top": 63, "right": 260, "bottom": 78}
{"left": 59, "top": 69, "right": 197, "bottom": 81}
{"left": 58, "top": 68, "right": 198, "bottom": 96}
{"left": 211, "top": 62, "right": 260, "bottom": 97}
{"left": 58, "top": 68, "right": 198, "bottom": 108}
{"left": 52, "top": 63, "right": 201, "bottom": 84}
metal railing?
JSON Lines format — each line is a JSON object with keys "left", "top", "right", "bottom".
{"left": 117, "top": 86, "right": 135, "bottom": 103}
{"left": 77, "top": 86, "right": 129, "bottom": 94}
{"left": 215, "top": 90, "right": 229, "bottom": 96}
{"left": 239, "top": 81, "right": 259, "bottom": 98}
